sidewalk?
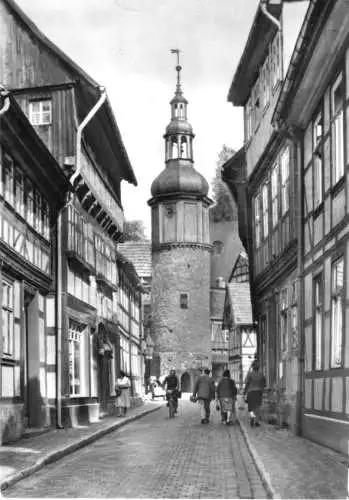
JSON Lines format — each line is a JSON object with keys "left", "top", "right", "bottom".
{"left": 0, "top": 401, "right": 162, "bottom": 493}
{"left": 237, "top": 406, "right": 348, "bottom": 499}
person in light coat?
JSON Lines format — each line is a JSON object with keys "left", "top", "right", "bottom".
{"left": 115, "top": 370, "right": 131, "bottom": 417}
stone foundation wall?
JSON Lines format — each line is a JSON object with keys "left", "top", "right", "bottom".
{"left": 0, "top": 402, "right": 24, "bottom": 445}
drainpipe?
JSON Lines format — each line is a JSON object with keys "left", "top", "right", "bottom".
{"left": 0, "top": 88, "right": 10, "bottom": 116}
{"left": 70, "top": 86, "right": 107, "bottom": 186}
{"left": 260, "top": 0, "right": 281, "bottom": 30}
{"left": 56, "top": 205, "right": 64, "bottom": 429}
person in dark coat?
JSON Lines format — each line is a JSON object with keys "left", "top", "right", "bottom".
{"left": 192, "top": 368, "right": 215, "bottom": 424}
{"left": 244, "top": 362, "right": 266, "bottom": 427}
{"left": 216, "top": 369, "right": 237, "bottom": 425}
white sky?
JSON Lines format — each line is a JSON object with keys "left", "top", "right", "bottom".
{"left": 15, "top": 0, "right": 306, "bottom": 236}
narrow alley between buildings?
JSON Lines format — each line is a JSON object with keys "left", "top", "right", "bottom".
{"left": 4, "top": 402, "right": 268, "bottom": 499}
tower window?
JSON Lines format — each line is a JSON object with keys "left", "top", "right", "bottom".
{"left": 180, "top": 293, "right": 188, "bottom": 309}
{"left": 213, "top": 240, "right": 223, "bottom": 255}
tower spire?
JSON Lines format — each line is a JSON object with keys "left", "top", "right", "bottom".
{"left": 170, "top": 48, "right": 183, "bottom": 96}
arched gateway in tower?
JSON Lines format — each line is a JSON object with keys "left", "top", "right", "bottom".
{"left": 148, "top": 53, "right": 213, "bottom": 388}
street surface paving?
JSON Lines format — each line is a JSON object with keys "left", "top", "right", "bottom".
{"left": 4, "top": 402, "right": 268, "bottom": 499}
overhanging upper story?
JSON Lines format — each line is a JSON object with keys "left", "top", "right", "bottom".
{"left": 0, "top": 0, "right": 137, "bottom": 236}
{"left": 227, "top": 0, "right": 309, "bottom": 180}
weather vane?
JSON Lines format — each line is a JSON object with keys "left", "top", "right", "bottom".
{"left": 170, "top": 48, "right": 182, "bottom": 68}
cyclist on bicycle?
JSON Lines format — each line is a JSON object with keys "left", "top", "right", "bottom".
{"left": 163, "top": 369, "right": 179, "bottom": 414}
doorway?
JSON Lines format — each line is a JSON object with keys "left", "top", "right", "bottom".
{"left": 181, "top": 372, "right": 191, "bottom": 393}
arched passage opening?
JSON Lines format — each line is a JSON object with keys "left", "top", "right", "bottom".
{"left": 181, "top": 372, "right": 191, "bottom": 393}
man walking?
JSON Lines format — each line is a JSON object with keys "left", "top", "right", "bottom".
{"left": 192, "top": 368, "right": 215, "bottom": 424}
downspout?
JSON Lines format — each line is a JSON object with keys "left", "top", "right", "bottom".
{"left": 260, "top": 0, "right": 281, "bottom": 30}
{"left": 56, "top": 203, "right": 64, "bottom": 429}
{"left": 295, "top": 127, "right": 305, "bottom": 437}
{"left": 0, "top": 88, "right": 10, "bottom": 116}
{"left": 57, "top": 86, "right": 106, "bottom": 427}
{"left": 70, "top": 86, "right": 107, "bottom": 186}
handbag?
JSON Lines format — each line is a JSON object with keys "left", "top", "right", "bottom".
{"left": 215, "top": 402, "right": 220, "bottom": 412}
{"left": 115, "top": 387, "right": 122, "bottom": 398}
{"left": 190, "top": 394, "right": 197, "bottom": 403}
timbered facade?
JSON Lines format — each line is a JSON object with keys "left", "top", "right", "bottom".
{"left": 273, "top": 0, "right": 349, "bottom": 454}
{"left": 0, "top": 0, "right": 137, "bottom": 427}
{"left": 0, "top": 93, "right": 70, "bottom": 443}
{"left": 223, "top": 2, "right": 305, "bottom": 430}
{"left": 223, "top": 254, "right": 256, "bottom": 391}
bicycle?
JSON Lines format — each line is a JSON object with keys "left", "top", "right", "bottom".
{"left": 167, "top": 389, "right": 177, "bottom": 418}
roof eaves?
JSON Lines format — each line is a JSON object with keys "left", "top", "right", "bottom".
{"left": 272, "top": 0, "right": 332, "bottom": 126}
{"left": 227, "top": 4, "right": 281, "bottom": 106}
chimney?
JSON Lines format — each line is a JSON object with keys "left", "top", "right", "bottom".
{"left": 216, "top": 277, "right": 225, "bottom": 289}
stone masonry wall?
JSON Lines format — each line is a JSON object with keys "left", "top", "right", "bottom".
{"left": 151, "top": 246, "right": 211, "bottom": 376}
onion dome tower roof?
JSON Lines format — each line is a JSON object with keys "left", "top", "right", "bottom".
{"left": 150, "top": 52, "right": 209, "bottom": 199}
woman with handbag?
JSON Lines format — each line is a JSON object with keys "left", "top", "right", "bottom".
{"left": 115, "top": 370, "right": 131, "bottom": 417}
{"left": 216, "top": 369, "right": 237, "bottom": 425}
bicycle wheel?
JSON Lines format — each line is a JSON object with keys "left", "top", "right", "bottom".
{"left": 169, "top": 399, "right": 175, "bottom": 418}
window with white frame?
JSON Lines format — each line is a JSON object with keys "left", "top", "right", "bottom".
{"left": 2, "top": 281, "right": 14, "bottom": 357}
{"left": 331, "top": 258, "right": 344, "bottom": 368}
{"left": 271, "top": 164, "right": 279, "bottom": 227}
{"left": 313, "top": 112, "right": 323, "bottom": 207}
{"left": 29, "top": 100, "right": 52, "bottom": 126}
{"left": 262, "top": 183, "right": 269, "bottom": 239}
{"left": 314, "top": 274, "right": 323, "bottom": 370}
{"left": 331, "top": 73, "right": 344, "bottom": 185}
{"left": 254, "top": 193, "right": 262, "bottom": 248}
{"left": 68, "top": 320, "right": 86, "bottom": 396}
{"left": 280, "top": 148, "right": 290, "bottom": 215}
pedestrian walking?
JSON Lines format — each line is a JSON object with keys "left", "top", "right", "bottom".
{"left": 115, "top": 370, "right": 131, "bottom": 417}
{"left": 243, "top": 362, "right": 266, "bottom": 427}
{"left": 216, "top": 369, "right": 237, "bottom": 425}
{"left": 192, "top": 368, "right": 215, "bottom": 424}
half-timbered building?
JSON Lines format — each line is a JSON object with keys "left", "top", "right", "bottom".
{"left": 272, "top": 0, "right": 349, "bottom": 454}
{"left": 0, "top": 91, "right": 70, "bottom": 443}
{"left": 222, "top": 253, "right": 256, "bottom": 391}
{"left": 0, "top": 0, "right": 137, "bottom": 426}
{"left": 222, "top": 1, "right": 308, "bottom": 431}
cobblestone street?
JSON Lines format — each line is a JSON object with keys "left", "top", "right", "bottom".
{"left": 4, "top": 402, "right": 268, "bottom": 499}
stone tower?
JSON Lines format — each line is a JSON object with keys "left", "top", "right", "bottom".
{"left": 148, "top": 55, "right": 212, "bottom": 392}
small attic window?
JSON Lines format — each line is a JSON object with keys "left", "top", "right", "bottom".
{"left": 29, "top": 100, "right": 52, "bottom": 126}
{"left": 180, "top": 293, "right": 188, "bottom": 309}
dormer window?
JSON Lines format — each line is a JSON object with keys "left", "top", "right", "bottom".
{"left": 29, "top": 100, "right": 52, "bottom": 126}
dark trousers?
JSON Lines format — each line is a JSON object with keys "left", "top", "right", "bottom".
{"left": 199, "top": 399, "right": 211, "bottom": 419}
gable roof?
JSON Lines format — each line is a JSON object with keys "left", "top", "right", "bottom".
{"left": 229, "top": 252, "right": 249, "bottom": 283}
{"left": 3, "top": 0, "right": 137, "bottom": 186}
{"left": 117, "top": 241, "right": 152, "bottom": 279}
{"left": 226, "top": 282, "right": 253, "bottom": 325}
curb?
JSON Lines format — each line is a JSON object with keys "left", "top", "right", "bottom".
{"left": 237, "top": 417, "right": 281, "bottom": 500}
{"left": 0, "top": 405, "right": 161, "bottom": 492}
